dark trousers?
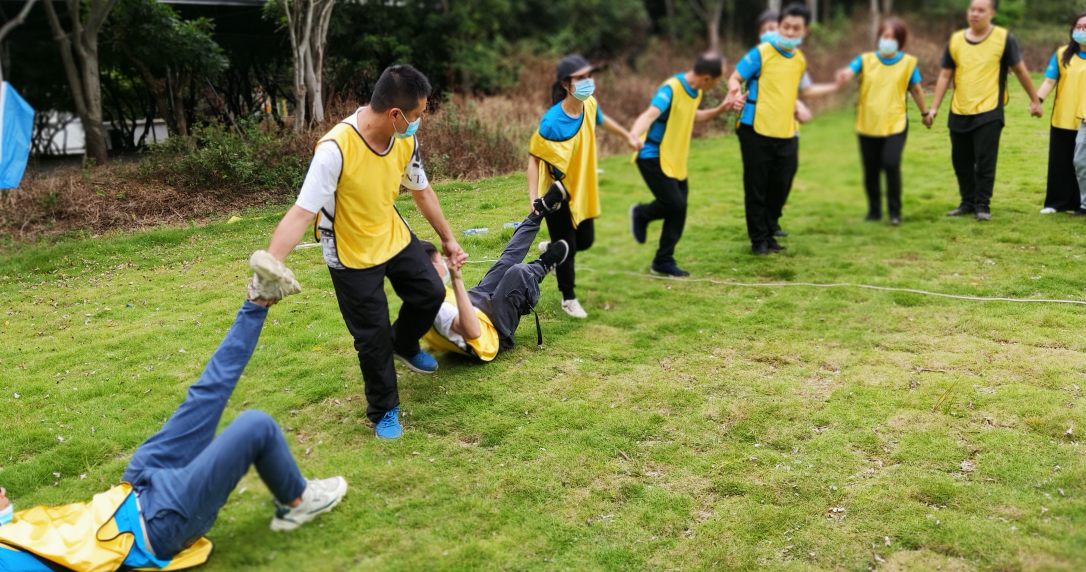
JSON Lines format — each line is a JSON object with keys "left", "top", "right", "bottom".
{"left": 858, "top": 129, "right": 908, "bottom": 218}
{"left": 543, "top": 201, "right": 594, "bottom": 300}
{"left": 468, "top": 215, "right": 548, "bottom": 350}
{"left": 949, "top": 121, "right": 1003, "bottom": 211}
{"left": 737, "top": 124, "right": 799, "bottom": 243}
{"left": 635, "top": 158, "right": 689, "bottom": 266}
{"left": 123, "top": 301, "right": 307, "bottom": 558}
{"left": 328, "top": 236, "right": 444, "bottom": 423}
{"left": 1045, "top": 126, "right": 1080, "bottom": 211}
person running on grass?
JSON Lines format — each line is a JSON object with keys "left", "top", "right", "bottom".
{"left": 419, "top": 189, "right": 572, "bottom": 361}
{"left": 727, "top": 3, "right": 841, "bottom": 256}
{"left": 0, "top": 253, "right": 345, "bottom": 572}
{"left": 927, "top": 0, "right": 1044, "bottom": 221}
{"left": 1036, "top": 11, "right": 1086, "bottom": 215}
{"left": 528, "top": 54, "right": 642, "bottom": 319}
{"left": 265, "top": 65, "right": 467, "bottom": 440}
{"left": 628, "top": 51, "right": 735, "bottom": 277}
{"left": 835, "top": 18, "right": 931, "bottom": 225}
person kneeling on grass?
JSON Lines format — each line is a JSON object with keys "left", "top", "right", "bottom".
{"left": 0, "top": 252, "right": 346, "bottom": 572}
{"left": 420, "top": 186, "right": 571, "bottom": 361}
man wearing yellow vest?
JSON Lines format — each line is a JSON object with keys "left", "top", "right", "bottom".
{"left": 266, "top": 65, "right": 467, "bottom": 440}
{"left": 927, "top": 0, "right": 1044, "bottom": 221}
{"left": 0, "top": 257, "right": 345, "bottom": 571}
{"left": 628, "top": 52, "right": 734, "bottom": 277}
{"left": 419, "top": 190, "right": 572, "bottom": 362}
{"left": 726, "top": 2, "right": 841, "bottom": 256}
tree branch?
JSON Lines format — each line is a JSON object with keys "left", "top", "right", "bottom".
{"left": 0, "top": 0, "right": 40, "bottom": 44}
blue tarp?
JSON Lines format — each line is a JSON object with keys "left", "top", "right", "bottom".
{"left": 0, "top": 82, "right": 35, "bottom": 190}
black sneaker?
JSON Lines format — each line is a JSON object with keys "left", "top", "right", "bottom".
{"left": 889, "top": 216, "right": 902, "bottom": 225}
{"left": 773, "top": 229, "right": 788, "bottom": 237}
{"left": 768, "top": 239, "right": 787, "bottom": 253}
{"left": 946, "top": 206, "right": 973, "bottom": 217}
{"left": 533, "top": 181, "right": 568, "bottom": 215}
{"left": 651, "top": 263, "right": 690, "bottom": 277}
{"left": 974, "top": 207, "right": 991, "bottom": 221}
{"left": 864, "top": 214, "right": 882, "bottom": 222}
{"left": 536, "top": 239, "right": 570, "bottom": 274}
{"left": 630, "top": 204, "right": 647, "bottom": 244}
{"left": 752, "top": 241, "right": 770, "bottom": 256}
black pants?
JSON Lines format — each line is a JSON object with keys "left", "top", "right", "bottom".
{"left": 635, "top": 157, "right": 689, "bottom": 266}
{"left": 949, "top": 121, "right": 1003, "bottom": 211}
{"left": 1045, "top": 126, "right": 1080, "bottom": 211}
{"left": 544, "top": 201, "right": 594, "bottom": 300}
{"left": 737, "top": 124, "right": 799, "bottom": 244}
{"left": 468, "top": 214, "right": 548, "bottom": 350}
{"left": 328, "top": 235, "right": 444, "bottom": 423}
{"left": 858, "top": 129, "right": 908, "bottom": 219}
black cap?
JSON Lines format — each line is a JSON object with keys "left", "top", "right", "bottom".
{"left": 556, "top": 54, "right": 599, "bottom": 82}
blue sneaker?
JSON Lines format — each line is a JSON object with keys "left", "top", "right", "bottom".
{"left": 394, "top": 349, "right": 438, "bottom": 373}
{"left": 375, "top": 407, "right": 403, "bottom": 439}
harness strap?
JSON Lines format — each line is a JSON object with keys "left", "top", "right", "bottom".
{"left": 532, "top": 308, "right": 543, "bottom": 348}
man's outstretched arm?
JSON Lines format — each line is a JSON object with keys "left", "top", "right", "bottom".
{"left": 268, "top": 206, "right": 317, "bottom": 262}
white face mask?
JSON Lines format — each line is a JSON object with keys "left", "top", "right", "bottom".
{"left": 440, "top": 260, "right": 451, "bottom": 287}
{"left": 878, "top": 38, "right": 899, "bottom": 57}
{"left": 1, "top": 503, "right": 13, "bottom": 526}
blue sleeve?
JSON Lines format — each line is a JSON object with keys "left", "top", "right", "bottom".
{"left": 736, "top": 47, "right": 762, "bottom": 80}
{"left": 910, "top": 67, "right": 922, "bottom": 85}
{"left": 596, "top": 105, "right": 603, "bottom": 126}
{"left": 1045, "top": 52, "right": 1060, "bottom": 80}
{"left": 650, "top": 85, "right": 673, "bottom": 114}
{"left": 849, "top": 55, "right": 863, "bottom": 74}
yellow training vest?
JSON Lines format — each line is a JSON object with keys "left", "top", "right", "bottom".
{"left": 0, "top": 483, "right": 213, "bottom": 572}
{"left": 313, "top": 124, "right": 415, "bottom": 269}
{"left": 753, "top": 43, "right": 807, "bottom": 139}
{"left": 528, "top": 97, "right": 600, "bottom": 227}
{"left": 948, "top": 27, "right": 1010, "bottom": 116}
{"left": 856, "top": 52, "right": 918, "bottom": 137}
{"left": 421, "top": 287, "right": 500, "bottom": 361}
{"left": 1051, "top": 47, "right": 1086, "bottom": 131}
{"left": 656, "top": 76, "right": 702, "bottom": 180}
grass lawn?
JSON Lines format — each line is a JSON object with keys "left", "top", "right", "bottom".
{"left": 2, "top": 83, "right": 1084, "bottom": 571}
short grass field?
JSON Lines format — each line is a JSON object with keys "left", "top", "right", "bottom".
{"left": 2, "top": 83, "right": 1085, "bottom": 571}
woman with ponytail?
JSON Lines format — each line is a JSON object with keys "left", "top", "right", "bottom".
{"left": 527, "top": 55, "right": 641, "bottom": 318}
{"left": 1037, "top": 11, "right": 1086, "bottom": 215}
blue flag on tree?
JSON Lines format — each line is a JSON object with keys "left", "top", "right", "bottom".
{"left": 0, "top": 82, "right": 34, "bottom": 190}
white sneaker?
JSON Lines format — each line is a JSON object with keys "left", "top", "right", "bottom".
{"left": 270, "top": 476, "right": 347, "bottom": 531}
{"left": 1039, "top": 207, "right": 1057, "bottom": 214}
{"left": 561, "top": 298, "right": 587, "bottom": 318}
{"left": 248, "top": 250, "right": 302, "bottom": 301}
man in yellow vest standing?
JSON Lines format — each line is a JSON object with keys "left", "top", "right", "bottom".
{"left": 726, "top": 2, "right": 840, "bottom": 256}
{"left": 266, "top": 65, "right": 467, "bottom": 440}
{"left": 927, "top": 0, "right": 1044, "bottom": 221}
{"left": 628, "top": 52, "right": 735, "bottom": 276}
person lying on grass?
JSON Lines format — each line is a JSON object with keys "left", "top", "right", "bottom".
{"left": 420, "top": 184, "right": 571, "bottom": 361}
{"left": 0, "top": 252, "right": 347, "bottom": 572}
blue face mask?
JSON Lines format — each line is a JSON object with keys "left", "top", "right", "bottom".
{"left": 760, "top": 31, "right": 778, "bottom": 44}
{"left": 393, "top": 111, "right": 420, "bottom": 139}
{"left": 878, "top": 38, "right": 899, "bottom": 57}
{"left": 571, "top": 78, "right": 595, "bottom": 101}
{"left": 1, "top": 503, "right": 12, "bottom": 526}
{"left": 777, "top": 35, "right": 803, "bottom": 50}
{"left": 1074, "top": 31, "right": 1086, "bottom": 45}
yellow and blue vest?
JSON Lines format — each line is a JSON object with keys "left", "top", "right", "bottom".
{"left": 736, "top": 41, "right": 807, "bottom": 139}
{"left": 421, "top": 287, "right": 500, "bottom": 362}
{"left": 853, "top": 52, "right": 919, "bottom": 137}
{"left": 0, "top": 483, "right": 212, "bottom": 572}
{"left": 636, "top": 74, "right": 702, "bottom": 180}
{"left": 528, "top": 97, "right": 601, "bottom": 227}
{"left": 313, "top": 124, "right": 416, "bottom": 269}
{"left": 1049, "top": 47, "right": 1086, "bottom": 131}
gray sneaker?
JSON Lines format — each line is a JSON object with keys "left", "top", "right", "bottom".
{"left": 248, "top": 250, "right": 301, "bottom": 301}
{"left": 270, "top": 476, "right": 347, "bottom": 531}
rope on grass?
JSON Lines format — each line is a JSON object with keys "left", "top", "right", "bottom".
{"left": 296, "top": 245, "right": 1086, "bottom": 307}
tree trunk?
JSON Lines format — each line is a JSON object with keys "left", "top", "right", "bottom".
{"left": 279, "top": 0, "right": 334, "bottom": 131}
{"left": 123, "top": 50, "right": 178, "bottom": 136}
{"left": 768, "top": 0, "right": 780, "bottom": 12}
{"left": 172, "top": 70, "right": 189, "bottom": 137}
{"left": 869, "top": 0, "right": 880, "bottom": 45}
{"left": 0, "top": 0, "right": 40, "bottom": 83}
{"left": 42, "top": 0, "right": 117, "bottom": 166}
{"left": 808, "top": 0, "right": 818, "bottom": 24}
{"left": 882, "top": 0, "right": 892, "bottom": 17}
{"left": 707, "top": 1, "right": 722, "bottom": 51}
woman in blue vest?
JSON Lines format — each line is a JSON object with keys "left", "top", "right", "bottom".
{"left": 835, "top": 18, "right": 931, "bottom": 225}
{"left": 1036, "top": 11, "right": 1086, "bottom": 215}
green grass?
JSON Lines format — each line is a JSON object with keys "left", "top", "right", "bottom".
{"left": 2, "top": 83, "right": 1085, "bottom": 571}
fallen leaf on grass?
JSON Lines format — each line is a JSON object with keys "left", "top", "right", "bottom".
{"left": 961, "top": 460, "right": 976, "bottom": 472}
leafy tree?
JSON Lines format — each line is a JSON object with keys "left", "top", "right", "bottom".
{"left": 107, "top": 0, "right": 228, "bottom": 137}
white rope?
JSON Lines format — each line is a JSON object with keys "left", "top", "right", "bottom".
{"left": 302, "top": 249, "right": 1086, "bottom": 306}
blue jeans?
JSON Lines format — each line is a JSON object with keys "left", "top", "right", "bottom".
{"left": 122, "top": 301, "right": 307, "bottom": 558}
